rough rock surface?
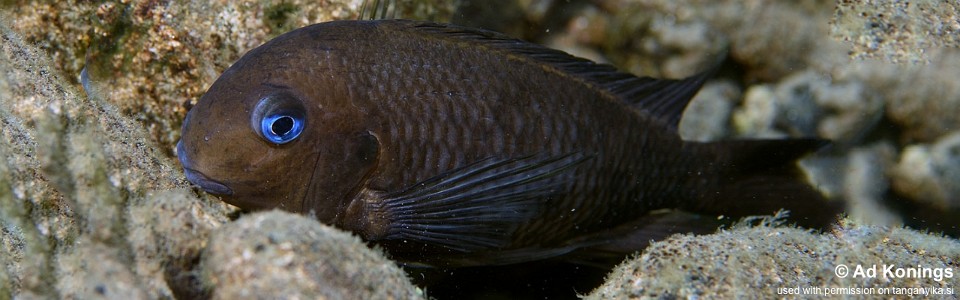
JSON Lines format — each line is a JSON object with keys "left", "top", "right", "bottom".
{"left": 202, "top": 211, "right": 423, "bottom": 300}
{"left": 1, "top": 19, "right": 233, "bottom": 298}
{"left": 3, "top": 0, "right": 455, "bottom": 156}
{"left": 588, "top": 219, "right": 960, "bottom": 299}
{"left": 832, "top": 0, "right": 960, "bottom": 63}
{"left": 2, "top": 0, "right": 959, "bottom": 299}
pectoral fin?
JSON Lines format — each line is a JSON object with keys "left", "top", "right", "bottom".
{"left": 373, "top": 153, "right": 590, "bottom": 253}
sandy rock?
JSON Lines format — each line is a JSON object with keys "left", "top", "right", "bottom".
{"left": 891, "top": 132, "right": 960, "bottom": 210}
{"left": 733, "top": 70, "right": 884, "bottom": 145}
{"left": 56, "top": 238, "right": 150, "bottom": 300}
{"left": 848, "top": 54, "right": 960, "bottom": 143}
{"left": 0, "top": 19, "right": 231, "bottom": 298}
{"left": 2, "top": 0, "right": 455, "bottom": 154}
{"left": 843, "top": 143, "right": 901, "bottom": 226}
{"left": 202, "top": 211, "right": 424, "bottom": 300}
{"left": 832, "top": 0, "right": 960, "bottom": 63}
{"left": 598, "top": 0, "right": 841, "bottom": 81}
{"left": 3, "top": 1, "right": 960, "bottom": 299}
{"left": 732, "top": 84, "right": 784, "bottom": 138}
{"left": 679, "top": 80, "right": 740, "bottom": 142}
{"left": 588, "top": 221, "right": 959, "bottom": 299}
{"left": 126, "top": 189, "right": 230, "bottom": 299}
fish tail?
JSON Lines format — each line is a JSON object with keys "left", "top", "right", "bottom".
{"left": 682, "top": 138, "right": 842, "bottom": 229}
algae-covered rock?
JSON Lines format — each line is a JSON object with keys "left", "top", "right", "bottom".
{"left": 832, "top": 0, "right": 960, "bottom": 63}
{"left": 891, "top": 132, "right": 960, "bottom": 210}
{"left": 598, "top": 0, "right": 841, "bottom": 81}
{"left": 594, "top": 1, "right": 960, "bottom": 234}
{"left": 588, "top": 220, "right": 959, "bottom": 299}
{"left": 0, "top": 18, "right": 232, "bottom": 298}
{"left": 202, "top": 211, "right": 424, "bottom": 300}
{"left": 126, "top": 189, "right": 231, "bottom": 299}
{"left": 56, "top": 238, "right": 150, "bottom": 299}
{"left": 843, "top": 143, "right": 901, "bottom": 226}
{"left": 849, "top": 55, "right": 960, "bottom": 143}
{"left": 0, "top": 0, "right": 462, "bottom": 298}
{"left": 732, "top": 70, "right": 884, "bottom": 144}
{"left": 1, "top": 0, "right": 456, "bottom": 155}
{"left": 678, "top": 80, "right": 740, "bottom": 142}
{"left": 3, "top": 0, "right": 960, "bottom": 299}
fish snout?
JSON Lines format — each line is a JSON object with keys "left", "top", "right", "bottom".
{"left": 177, "top": 140, "right": 234, "bottom": 195}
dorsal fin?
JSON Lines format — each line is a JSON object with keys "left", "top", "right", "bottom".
{"left": 389, "top": 20, "right": 716, "bottom": 131}
{"left": 606, "top": 69, "right": 716, "bottom": 130}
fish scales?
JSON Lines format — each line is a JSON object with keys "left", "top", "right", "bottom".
{"left": 177, "top": 19, "right": 838, "bottom": 266}
{"left": 356, "top": 27, "right": 661, "bottom": 244}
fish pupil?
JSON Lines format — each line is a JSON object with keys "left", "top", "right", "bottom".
{"left": 260, "top": 113, "right": 303, "bottom": 144}
{"left": 271, "top": 116, "right": 294, "bottom": 136}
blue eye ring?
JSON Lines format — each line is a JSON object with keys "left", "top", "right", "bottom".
{"left": 261, "top": 114, "right": 304, "bottom": 144}
{"left": 251, "top": 92, "right": 307, "bottom": 145}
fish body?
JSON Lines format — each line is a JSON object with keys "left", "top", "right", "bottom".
{"left": 177, "top": 20, "right": 836, "bottom": 266}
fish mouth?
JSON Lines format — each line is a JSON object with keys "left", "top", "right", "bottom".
{"left": 177, "top": 140, "right": 234, "bottom": 196}
{"left": 182, "top": 167, "right": 234, "bottom": 195}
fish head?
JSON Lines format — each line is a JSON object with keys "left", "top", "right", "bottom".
{"left": 177, "top": 25, "right": 379, "bottom": 221}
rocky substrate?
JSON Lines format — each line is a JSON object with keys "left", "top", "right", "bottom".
{"left": 2, "top": 1, "right": 959, "bottom": 299}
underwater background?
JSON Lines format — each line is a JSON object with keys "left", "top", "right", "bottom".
{"left": 1, "top": 0, "right": 958, "bottom": 299}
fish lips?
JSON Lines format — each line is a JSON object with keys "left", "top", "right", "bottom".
{"left": 177, "top": 140, "right": 234, "bottom": 195}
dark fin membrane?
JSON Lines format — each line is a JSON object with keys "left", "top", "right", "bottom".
{"left": 563, "top": 210, "right": 727, "bottom": 268}
{"left": 428, "top": 211, "right": 724, "bottom": 267}
{"left": 437, "top": 245, "right": 583, "bottom": 267}
{"left": 613, "top": 67, "right": 717, "bottom": 131}
{"left": 686, "top": 138, "right": 842, "bottom": 229}
{"left": 395, "top": 20, "right": 716, "bottom": 131}
{"left": 378, "top": 153, "right": 591, "bottom": 253}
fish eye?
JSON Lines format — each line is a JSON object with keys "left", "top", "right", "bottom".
{"left": 251, "top": 93, "right": 306, "bottom": 145}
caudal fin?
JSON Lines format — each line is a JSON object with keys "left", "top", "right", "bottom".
{"left": 684, "top": 138, "right": 842, "bottom": 229}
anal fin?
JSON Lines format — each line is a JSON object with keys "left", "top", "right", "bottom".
{"left": 561, "top": 210, "right": 726, "bottom": 267}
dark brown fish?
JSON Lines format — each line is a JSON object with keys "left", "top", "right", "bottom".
{"left": 177, "top": 19, "right": 838, "bottom": 266}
